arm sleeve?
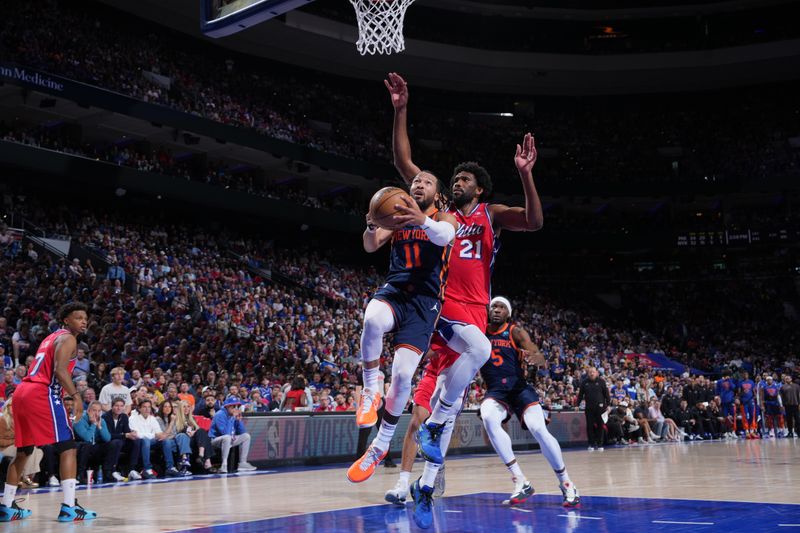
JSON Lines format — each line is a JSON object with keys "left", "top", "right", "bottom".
{"left": 421, "top": 217, "right": 455, "bottom": 246}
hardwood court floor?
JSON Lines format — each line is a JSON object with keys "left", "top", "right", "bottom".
{"left": 11, "top": 438, "right": 800, "bottom": 532}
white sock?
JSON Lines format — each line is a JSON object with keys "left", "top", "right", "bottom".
{"left": 524, "top": 405, "right": 569, "bottom": 482}
{"left": 481, "top": 400, "right": 516, "bottom": 464}
{"left": 554, "top": 467, "right": 570, "bottom": 484}
{"left": 428, "top": 399, "right": 454, "bottom": 426}
{"left": 398, "top": 470, "right": 411, "bottom": 486}
{"left": 374, "top": 420, "right": 397, "bottom": 451}
{"left": 62, "top": 479, "right": 77, "bottom": 507}
{"left": 360, "top": 300, "right": 395, "bottom": 389}
{"left": 420, "top": 461, "right": 440, "bottom": 489}
{"left": 508, "top": 461, "right": 524, "bottom": 482}
{"left": 2, "top": 484, "right": 17, "bottom": 507}
{"left": 440, "top": 414, "right": 456, "bottom": 453}
{"left": 362, "top": 366, "right": 380, "bottom": 395}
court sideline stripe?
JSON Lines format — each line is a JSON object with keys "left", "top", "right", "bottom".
{"left": 653, "top": 520, "right": 714, "bottom": 525}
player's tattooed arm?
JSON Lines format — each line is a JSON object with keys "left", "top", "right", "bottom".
{"left": 385, "top": 72, "right": 422, "bottom": 184}
{"left": 490, "top": 132, "right": 543, "bottom": 232}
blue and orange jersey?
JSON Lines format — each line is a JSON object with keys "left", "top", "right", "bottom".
{"left": 762, "top": 382, "right": 782, "bottom": 403}
{"left": 482, "top": 323, "right": 526, "bottom": 390}
{"left": 24, "top": 329, "right": 75, "bottom": 391}
{"left": 445, "top": 203, "right": 500, "bottom": 307}
{"left": 716, "top": 377, "right": 736, "bottom": 404}
{"left": 738, "top": 379, "right": 756, "bottom": 403}
{"left": 385, "top": 213, "right": 452, "bottom": 299}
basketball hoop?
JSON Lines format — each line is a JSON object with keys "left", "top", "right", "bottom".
{"left": 349, "top": 0, "right": 415, "bottom": 56}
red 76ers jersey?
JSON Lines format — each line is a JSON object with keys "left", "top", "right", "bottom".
{"left": 444, "top": 203, "right": 499, "bottom": 306}
{"left": 24, "top": 329, "right": 76, "bottom": 391}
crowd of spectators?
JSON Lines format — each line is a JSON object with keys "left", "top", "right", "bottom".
{"left": 0, "top": 122, "right": 363, "bottom": 215}
{"left": 0, "top": 189, "right": 796, "bottom": 483}
{"left": 2, "top": 1, "right": 800, "bottom": 194}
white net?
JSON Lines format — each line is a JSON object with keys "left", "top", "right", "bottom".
{"left": 349, "top": 0, "right": 416, "bottom": 56}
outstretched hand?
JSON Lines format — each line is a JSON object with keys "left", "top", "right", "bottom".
{"left": 393, "top": 195, "right": 426, "bottom": 227}
{"left": 384, "top": 72, "right": 409, "bottom": 110}
{"left": 514, "top": 132, "right": 537, "bottom": 174}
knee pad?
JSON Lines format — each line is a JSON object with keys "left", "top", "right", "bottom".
{"left": 53, "top": 440, "right": 76, "bottom": 455}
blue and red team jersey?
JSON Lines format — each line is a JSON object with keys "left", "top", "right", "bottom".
{"left": 24, "top": 329, "right": 76, "bottom": 390}
{"left": 738, "top": 379, "right": 756, "bottom": 404}
{"left": 14, "top": 329, "right": 76, "bottom": 447}
{"left": 716, "top": 378, "right": 737, "bottom": 404}
{"left": 482, "top": 323, "right": 526, "bottom": 391}
{"left": 762, "top": 382, "right": 782, "bottom": 404}
{"left": 386, "top": 213, "right": 452, "bottom": 299}
{"left": 444, "top": 203, "right": 499, "bottom": 307}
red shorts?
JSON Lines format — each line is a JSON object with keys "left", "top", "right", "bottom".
{"left": 413, "top": 344, "right": 460, "bottom": 412}
{"left": 413, "top": 365, "right": 438, "bottom": 413}
{"left": 440, "top": 300, "right": 488, "bottom": 332}
{"left": 13, "top": 382, "right": 74, "bottom": 447}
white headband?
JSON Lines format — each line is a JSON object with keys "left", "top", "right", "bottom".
{"left": 490, "top": 296, "right": 512, "bottom": 316}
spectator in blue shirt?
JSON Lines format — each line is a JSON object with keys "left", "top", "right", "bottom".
{"left": 106, "top": 261, "right": 126, "bottom": 284}
{"left": 72, "top": 343, "right": 91, "bottom": 381}
{"left": 209, "top": 398, "right": 257, "bottom": 474}
{"left": 74, "top": 401, "right": 124, "bottom": 484}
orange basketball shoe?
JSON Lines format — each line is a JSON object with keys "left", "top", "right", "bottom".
{"left": 355, "top": 389, "right": 381, "bottom": 428}
{"left": 347, "top": 444, "right": 387, "bottom": 483}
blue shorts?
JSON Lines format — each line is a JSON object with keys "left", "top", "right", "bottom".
{"left": 484, "top": 382, "right": 540, "bottom": 426}
{"left": 373, "top": 283, "right": 441, "bottom": 355}
{"left": 765, "top": 402, "right": 781, "bottom": 416}
{"left": 722, "top": 402, "right": 735, "bottom": 418}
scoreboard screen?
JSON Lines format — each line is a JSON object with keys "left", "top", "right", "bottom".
{"left": 201, "top": 0, "right": 315, "bottom": 38}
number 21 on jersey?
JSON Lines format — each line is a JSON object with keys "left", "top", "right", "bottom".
{"left": 459, "top": 239, "right": 482, "bottom": 259}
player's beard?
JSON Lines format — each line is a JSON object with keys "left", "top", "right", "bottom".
{"left": 452, "top": 189, "right": 475, "bottom": 208}
{"left": 415, "top": 196, "right": 434, "bottom": 212}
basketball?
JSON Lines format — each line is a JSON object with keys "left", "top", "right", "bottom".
{"left": 368, "top": 186, "right": 414, "bottom": 229}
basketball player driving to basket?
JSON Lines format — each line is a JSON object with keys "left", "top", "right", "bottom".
{"left": 347, "top": 173, "right": 458, "bottom": 484}
{"left": 384, "top": 72, "right": 544, "bottom": 528}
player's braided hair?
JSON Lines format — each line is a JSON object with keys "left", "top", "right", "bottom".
{"left": 435, "top": 177, "right": 451, "bottom": 211}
